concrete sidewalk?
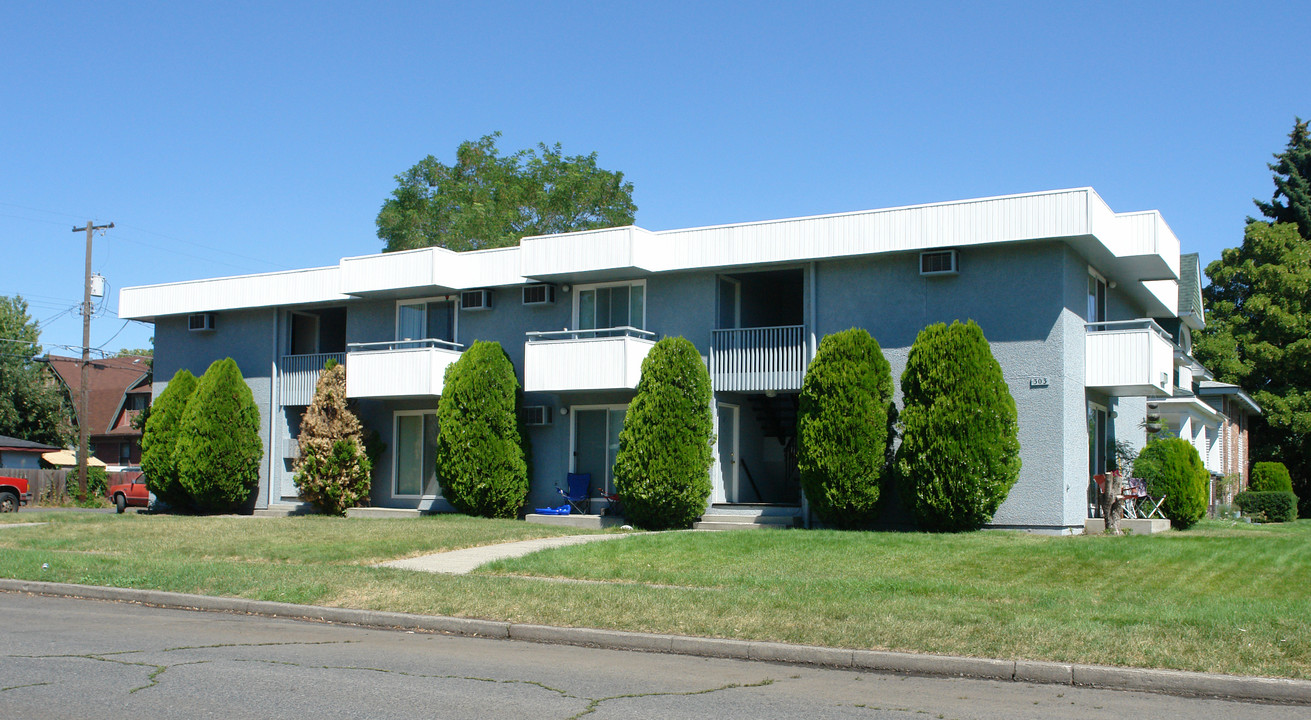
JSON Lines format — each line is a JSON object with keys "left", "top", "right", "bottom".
{"left": 377, "top": 533, "right": 630, "bottom": 574}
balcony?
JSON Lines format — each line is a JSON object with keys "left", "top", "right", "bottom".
{"left": 344, "top": 340, "right": 464, "bottom": 399}
{"left": 710, "top": 325, "right": 808, "bottom": 392}
{"left": 523, "top": 327, "right": 656, "bottom": 393}
{"left": 279, "top": 353, "right": 347, "bottom": 406}
{"left": 1085, "top": 320, "right": 1174, "bottom": 398}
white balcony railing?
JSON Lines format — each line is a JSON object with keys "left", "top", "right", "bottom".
{"left": 1085, "top": 319, "right": 1174, "bottom": 398}
{"left": 710, "top": 325, "right": 807, "bottom": 392}
{"left": 345, "top": 339, "right": 464, "bottom": 399}
{"left": 279, "top": 353, "right": 346, "bottom": 406}
{"left": 523, "top": 327, "right": 656, "bottom": 393}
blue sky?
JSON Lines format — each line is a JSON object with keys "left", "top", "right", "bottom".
{"left": 1, "top": 1, "right": 1306, "bottom": 357}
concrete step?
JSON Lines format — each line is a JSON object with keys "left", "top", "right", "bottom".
{"left": 693, "top": 514, "right": 798, "bottom": 531}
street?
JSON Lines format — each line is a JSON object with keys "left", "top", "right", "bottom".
{"left": 1, "top": 592, "right": 1305, "bottom": 719}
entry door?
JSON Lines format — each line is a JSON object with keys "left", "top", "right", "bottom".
{"left": 715, "top": 403, "right": 739, "bottom": 503}
{"left": 573, "top": 408, "right": 626, "bottom": 496}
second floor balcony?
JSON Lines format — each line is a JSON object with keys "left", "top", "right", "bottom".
{"left": 344, "top": 339, "right": 464, "bottom": 399}
{"left": 523, "top": 327, "right": 656, "bottom": 393}
{"left": 1085, "top": 319, "right": 1174, "bottom": 398}
{"left": 710, "top": 325, "right": 808, "bottom": 392}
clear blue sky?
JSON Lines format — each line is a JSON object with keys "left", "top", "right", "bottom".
{"left": 2, "top": 1, "right": 1306, "bottom": 357}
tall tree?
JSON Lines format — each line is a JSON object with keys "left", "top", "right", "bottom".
{"left": 1197, "top": 118, "right": 1311, "bottom": 514}
{"left": 174, "top": 358, "right": 263, "bottom": 513}
{"left": 376, "top": 132, "right": 636, "bottom": 252}
{"left": 0, "top": 295, "right": 71, "bottom": 446}
{"left": 1252, "top": 117, "right": 1311, "bottom": 232}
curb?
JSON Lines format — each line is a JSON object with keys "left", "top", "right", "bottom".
{"left": 3, "top": 579, "right": 1308, "bottom": 704}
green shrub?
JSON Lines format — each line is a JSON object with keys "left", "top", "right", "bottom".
{"left": 797, "top": 328, "right": 895, "bottom": 529}
{"left": 895, "top": 320, "right": 1021, "bottom": 532}
{"left": 294, "top": 363, "right": 372, "bottom": 516}
{"left": 84, "top": 466, "right": 107, "bottom": 497}
{"left": 1249, "top": 462, "right": 1293, "bottom": 493}
{"left": 139, "top": 369, "right": 198, "bottom": 508}
{"left": 1234, "top": 491, "right": 1298, "bottom": 522}
{"left": 614, "top": 336, "right": 714, "bottom": 530}
{"left": 1131, "top": 437, "right": 1208, "bottom": 529}
{"left": 174, "top": 358, "right": 263, "bottom": 512}
{"left": 435, "top": 341, "right": 528, "bottom": 519}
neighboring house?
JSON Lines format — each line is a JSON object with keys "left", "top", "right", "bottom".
{"left": 119, "top": 187, "right": 1258, "bottom": 533}
{"left": 46, "top": 355, "right": 152, "bottom": 470}
{"left": 0, "top": 435, "right": 61, "bottom": 470}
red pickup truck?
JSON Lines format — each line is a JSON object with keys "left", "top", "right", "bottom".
{"left": 108, "top": 472, "right": 150, "bottom": 513}
{"left": 0, "top": 476, "right": 32, "bottom": 513}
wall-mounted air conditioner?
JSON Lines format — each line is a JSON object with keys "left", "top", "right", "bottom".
{"left": 521, "top": 405, "right": 552, "bottom": 426}
{"left": 461, "top": 289, "right": 491, "bottom": 311}
{"left": 522, "top": 284, "right": 555, "bottom": 306}
{"left": 188, "top": 313, "right": 216, "bottom": 332}
{"left": 919, "top": 249, "right": 959, "bottom": 276}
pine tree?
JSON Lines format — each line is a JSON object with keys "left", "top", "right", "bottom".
{"left": 613, "top": 336, "right": 714, "bottom": 530}
{"left": 294, "top": 361, "right": 372, "bottom": 516}
{"left": 895, "top": 321, "right": 1021, "bottom": 531}
{"left": 797, "top": 328, "right": 895, "bottom": 529}
{"left": 1253, "top": 118, "right": 1311, "bottom": 234}
{"left": 139, "top": 369, "right": 198, "bottom": 509}
{"left": 435, "top": 341, "right": 528, "bottom": 518}
{"left": 174, "top": 358, "right": 263, "bottom": 512}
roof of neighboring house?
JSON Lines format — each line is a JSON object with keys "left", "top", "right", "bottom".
{"left": 0, "top": 435, "right": 61, "bottom": 453}
{"left": 1177, "top": 252, "right": 1205, "bottom": 330}
{"left": 45, "top": 355, "right": 152, "bottom": 436}
{"left": 1197, "top": 380, "right": 1262, "bottom": 415}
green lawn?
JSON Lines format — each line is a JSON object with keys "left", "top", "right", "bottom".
{"left": 1, "top": 513, "right": 1307, "bottom": 679}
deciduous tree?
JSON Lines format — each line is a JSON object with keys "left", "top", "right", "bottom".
{"left": 0, "top": 295, "right": 70, "bottom": 447}
{"left": 377, "top": 132, "right": 636, "bottom": 252}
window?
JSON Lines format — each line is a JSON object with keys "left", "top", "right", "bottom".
{"left": 396, "top": 299, "right": 456, "bottom": 348}
{"left": 1087, "top": 273, "right": 1107, "bottom": 323}
{"left": 394, "top": 412, "right": 440, "bottom": 497}
{"left": 572, "top": 405, "right": 627, "bottom": 496}
{"left": 127, "top": 394, "right": 148, "bottom": 411}
{"left": 119, "top": 443, "right": 131, "bottom": 463}
{"left": 576, "top": 282, "right": 645, "bottom": 333}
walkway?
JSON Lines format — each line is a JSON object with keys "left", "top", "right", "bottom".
{"left": 377, "top": 533, "right": 628, "bottom": 574}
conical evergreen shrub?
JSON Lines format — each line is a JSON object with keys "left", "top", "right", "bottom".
{"left": 613, "top": 336, "right": 713, "bottom": 530}
{"left": 797, "top": 328, "right": 895, "bottom": 529}
{"left": 294, "top": 361, "right": 372, "bottom": 516}
{"left": 139, "top": 368, "right": 197, "bottom": 509}
{"left": 1131, "top": 437, "right": 1208, "bottom": 529}
{"left": 435, "top": 341, "right": 528, "bottom": 518}
{"left": 896, "top": 320, "right": 1020, "bottom": 531}
{"left": 174, "top": 358, "right": 263, "bottom": 512}
{"left": 1249, "top": 461, "right": 1293, "bottom": 493}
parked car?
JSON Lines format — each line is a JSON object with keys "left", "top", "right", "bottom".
{"left": 0, "top": 475, "right": 32, "bottom": 512}
{"left": 108, "top": 472, "right": 149, "bottom": 513}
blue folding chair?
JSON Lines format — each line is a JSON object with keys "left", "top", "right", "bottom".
{"left": 556, "top": 473, "right": 591, "bottom": 515}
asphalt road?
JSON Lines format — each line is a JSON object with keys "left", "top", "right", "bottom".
{"left": 1, "top": 593, "right": 1305, "bottom": 719}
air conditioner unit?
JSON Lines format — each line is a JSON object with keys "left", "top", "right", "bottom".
{"left": 521, "top": 405, "right": 552, "bottom": 426}
{"left": 188, "top": 313, "right": 216, "bottom": 332}
{"left": 920, "top": 249, "right": 959, "bottom": 276}
{"left": 461, "top": 289, "right": 491, "bottom": 311}
{"left": 522, "top": 284, "right": 556, "bottom": 306}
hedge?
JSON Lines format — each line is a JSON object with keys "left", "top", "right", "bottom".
{"left": 613, "top": 336, "right": 714, "bottom": 530}
{"left": 797, "top": 328, "right": 894, "bottom": 529}
{"left": 1249, "top": 462, "right": 1294, "bottom": 493}
{"left": 895, "top": 320, "right": 1020, "bottom": 531}
{"left": 1234, "top": 491, "right": 1298, "bottom": 523}
{"left": 139, "top": 369, "right": 198, "bottom": 509}
{"left": 174, "top": 358, "right": 263, "bottom": 512}
{"left": 435, "top": 341, "right": 528, "bottom": 519}
{"left": 1132, "top": 437, "right": 1208, "bottom": 530}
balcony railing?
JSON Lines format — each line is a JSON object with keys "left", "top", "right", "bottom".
{"left": 710, "top": 325, "right": 807, "bottom": 392}
{"left": 1085, "top": 319, "right": 1174, "bottom": 398}
{"left": 523, "top": 327, "right": 657, "bottom": 392}
{"left": 279, "top": 352, "right": 346, "bottom": 406}
{"left": 345, "top": 339, "right": 464, "bottom": 399}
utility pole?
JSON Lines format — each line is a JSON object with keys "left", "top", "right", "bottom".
{"left": 72, "top": 221, "right": 113, "bottom": 501}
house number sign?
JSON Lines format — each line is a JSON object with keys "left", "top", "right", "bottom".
{"left": 1029, "top": 376, "right": 1049, "bottom": 388}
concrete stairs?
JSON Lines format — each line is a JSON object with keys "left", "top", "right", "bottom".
{"left": 693, "top": 508, "right": 800, "bottom": 531}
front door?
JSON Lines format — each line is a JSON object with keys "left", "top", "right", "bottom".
{"left": 714, "top": 403, "right": 739, "bottom": 503}
{"left": 573, "top": 407, "right": 626, "bottom": 497}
